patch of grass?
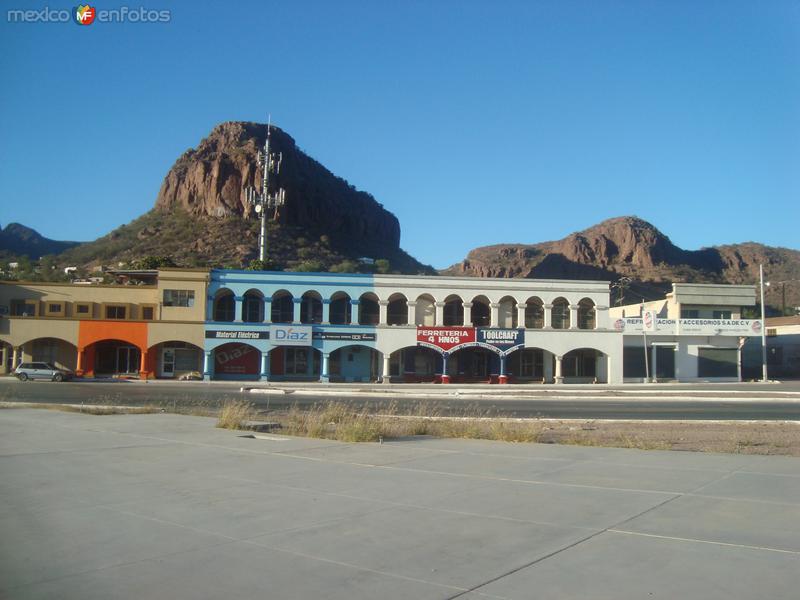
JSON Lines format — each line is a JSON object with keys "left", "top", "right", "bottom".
{"left": 216, "top": 400, "right": 257, "bottom": 430}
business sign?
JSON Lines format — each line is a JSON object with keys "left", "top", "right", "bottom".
{"left": 642, "top": 310, "right": 657, "bottom": 332}
{"left": 205, "top": 330, "right": 269, "bottom": 340}
{"left": 417, "top": 326, "right": 475, "bottom": 353}
{"left": 312, "top": 332, "right": 377, "bottom": 342}
{"left": 617, "top": 318, "right": 763, "bottom": 336}
{"left": 476, "top": 328, "right": 525, "bottom": 356}
{"left": 214, "top": 342, "right": 259, "bottom": 375}
{"left": 270, "top": 325, "right": 312, "bottom": 346}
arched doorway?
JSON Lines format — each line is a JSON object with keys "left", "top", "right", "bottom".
{"left": 470, "top": 295, "right": 490, "bottom": 327}
{"left": 300, "top": 291, "right": 323, "bottom": 324}
{"left": 506, "top": 347, "right": 547, "bottom": 382}
{"left": 447, "top": 346, "right": 498, "bottom": 383}
{"left": 213, "top": 342, "right": 260, "bottom": 380}
{"left": 90, "top": 339, "right": 143, "bottom": 377}
{"left": 358, "top": 293, "right": 379, "bottom": 325}
{"left": 389, "top": 346, "right": 442, "bottom": 383}
{"left": 269, "top": 346, "right": 321, "bottom": 380}
{"left": 329, "top": 345, "right": 381, "bottom": 382}
{"left": 562, "top": 348, "right": 606, "bottom": 383}
{"left": 271, "top": 290, "right": 294, "bottom": 323}
{"left": 387, "top": 293, "right": 408, "bottom": 325}
{"left": 213, "top": 289, "right": 235, "bottom": 322}
{"left": 21, "top": 337, "right": 78, "bottom": 372}
{"left": 242, "top": 289, "right": 264, "bottom": 323}
{"left": 443, "top": 294, "right": 464, "bottom": 326}
{"left": 150, "top": 341, "right": 203, "bottom": 379}
{"left": 329, "top": 292, "right": 352, "bottom": 325}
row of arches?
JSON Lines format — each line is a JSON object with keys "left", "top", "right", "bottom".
{"left": 206, "top": 342, "right": 608, "bottom": 384}
{"left": 212, "top": 288, "right": 598, "bottom": 329}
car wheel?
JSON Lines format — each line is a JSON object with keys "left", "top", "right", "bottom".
{"left": 17, "top": 373, "right": 28, "bottom": 381}
{"left": 53, "top": 373, "right": 64, "bottom": 382}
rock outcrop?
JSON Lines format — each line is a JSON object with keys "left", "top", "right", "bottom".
{"left": 155, "top": 121, "right": 401, "bottom": 259}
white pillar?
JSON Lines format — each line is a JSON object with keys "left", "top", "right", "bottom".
{"left": 203, "top": 351, "right": 212, "bottom": 381}
{"left": 555, "top": 355, "right": 564, "bottom": 384}
{"left": 263, "top": 299, "right": 272, "bottom": 323}
{"left": 543, "top": 304, "right": 553, "bottom": 329}
{"left": 321, "top": 352, "right": 330, "bottom": 382}
{"left": 382, "top": 353, "right": 391, "bottom": 384}
{"left": 260, "top": 352, "right": 270, "bottom": 381}
{"left": 462, "top": 302, "right": 472, "bottom": 326}
{"left": 594, "top": 305, "right": 607, "bottom": 330}
{"left": 407, "top": 301, "right": 417, "bottom": 325}
{"left": 234, "top": 296, "right": 243, "bottom": 322}
{"left": 569, "top": 305, "right": 578, "bottom": 330}
{"left": 490, "top": 303, "right": 500, "bottom": 327}
{"left": 434, "top": 302, "right": 445, "bottom": 326}
{"left": 292, "top": 299, "right": 302, "bottom": 324}
{"left": 322, "top": 300, "right": 331, "bottom": 324}
{"left": 378, "top": 301, "right": 388, "bottom": 326}
{"left": 651, "top": 346, "right": 658, "bottom": 383}
{"left": 517, "top": 305, "right": 526, "bottom": 329}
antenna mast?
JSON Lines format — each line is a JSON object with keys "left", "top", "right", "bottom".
{"left": 244, "top": 118, "right": 286, "bottom": 263}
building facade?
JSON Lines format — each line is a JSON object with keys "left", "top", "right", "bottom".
{"left": 0, "top": 269, "right": 209, "bottom": 379}
{"left": 1, "top": 270, "right": 762, "bottom": 384}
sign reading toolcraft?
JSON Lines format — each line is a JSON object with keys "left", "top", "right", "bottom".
{"left": 417, "top": 326, "right": 475, "bottom": 352}
{"left": 270, "top": 325, "right": 312, "bottom": 346}
{"left": 312, "top": 332, "right": 377, "bottom": 341}
{"left": 614, "top": 318, "right": 763, "bottom": 336}
{"left": 476, "top": 328, "right": 525, "bottom": 355}
{"left": 205, "top": 330, "right": 269, "bottom": 340}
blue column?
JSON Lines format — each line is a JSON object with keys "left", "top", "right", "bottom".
{"left": 293, "top": 298, "right": 302, "bottom": 324}
{"left": 260, "top": 352, "right": 270, "bottom": 381}
{"left": 321, "top": 352, "right": 330, "bottom": 382}
{"left": 441, "top": 353, "right": 450, "bottom": 384}
{"left": 499, "top": 355, "right": 507, "bottom": 384}
{"left": 322, "top": 299, "right": 331, "bottom": 324}
{"left": 349, "top": 299, "right": 360, "bottom": 325}
{"left": 207, "top": 296, "right": 215, "bottom": 321}
{"left": 263, "top": 298, "right": 272, "bottom": 323}
{"left": 234, "top": 296, "right": 243, "bottom": 322}
{"left": 203, "top": 351, "right": 213, "bottom": 381}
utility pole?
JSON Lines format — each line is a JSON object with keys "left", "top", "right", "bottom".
{"left": 244, "top": 120, "right": 286, "bottom": 263}
{"left": 759, "top": 264, "right": 768, "bottom": 382}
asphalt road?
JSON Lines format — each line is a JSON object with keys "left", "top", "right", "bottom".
{"left": 2, "top": 379, "right": 800, "bottom": 420}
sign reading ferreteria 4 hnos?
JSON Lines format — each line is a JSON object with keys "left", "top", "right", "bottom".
{"left": 416, "top": 327, "right": 525, "bottom": 355}
{"left": 613, "top": 318, "right": 764, "bottom": 336}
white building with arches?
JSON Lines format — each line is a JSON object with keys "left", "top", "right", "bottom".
{"left": 203, "top": 270, "right": 622, "bottom": 383}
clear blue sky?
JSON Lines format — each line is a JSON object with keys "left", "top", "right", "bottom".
{"left": 1, "top": 0, "right": 798, "bottom": 269}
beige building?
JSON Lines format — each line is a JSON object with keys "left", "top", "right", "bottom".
{"left": 0, "top": 268, "right": 208, "bottom": 379}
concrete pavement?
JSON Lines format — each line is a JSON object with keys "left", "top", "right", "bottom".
{"left": 1, "top": 408, "right": 799, "bottom": 599}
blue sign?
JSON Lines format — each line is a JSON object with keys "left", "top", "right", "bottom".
{"left": 476, "top": 328, "right": 525, "bottom": 356}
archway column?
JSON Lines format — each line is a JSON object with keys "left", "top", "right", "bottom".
{"left": 490, "top": 303, "right": 500, "bottom": 327}
{"left": 517, "top": 305, "right": 526, "bottom": 329}
{"left": 234, "top": 296, "right": 244, "bottom": 323}
{"left": 440, "top": 353, "right": 450, "bottom": 384}
{"left": 406, "top": 301, "right": 417, "bottom": 325}
{"left": 321, "top": 352, "right": 330, "bottom": 382}
{"left": 462, "top": 302, "right": 472, "bottom": 326}
{"left": 378, "top": 301, "right": 388, "bottom": 326}
{"left": 203, "top": 351, "right": 212, "bottom": 381}
{"left": 76, "top": 346, "right": 86, "bottom": 376}
{"left": 382, "top": 352, "right": 391, "bottom": 384}
{"left": 498, "top": 355, "right": 508, "bottom": 384}
{"left": 139, "top": 349, "right": 149, "bottom": 380}
{"left": 263, "top": 298, "right": 272, "bottom": 323}
{"left": 434, "top": 302, "right": 445, "bottom": 326}
{"left": 543, "top": 304, "right": 553, "bottom": 329}
{"left": 12, "top": 346, "right": 22, "bottom": 370}
{"left": 569, "top": 305, "right": 579, "bottom": 330}
{"left": 292, "top": 298, "right": 302, "bottom": 324}
{"left": 322, "top": 299, "right": 331, "bottom": 324}
{"left": 554, "top": 354, "right": 564, "bottom": 384}
{"left": 349, "top": 300, "right": 359, "bottom": 325}
{"left": 260, "top": 352, "right": 270, "bottom": 381}
{"left": 206, "top": 295, "right": 215, "bottom": 320}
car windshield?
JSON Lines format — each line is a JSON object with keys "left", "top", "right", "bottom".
{"left": 44, "top": 363, "right": 58, "bottom": 370}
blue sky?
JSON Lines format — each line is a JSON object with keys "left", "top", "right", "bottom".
{"left": 1, "top": 0, "right": 798, "bottom": 269}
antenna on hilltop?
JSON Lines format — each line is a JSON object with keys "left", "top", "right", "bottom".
{"left": 243, "top": 117, "right": 286, "bottom": 263}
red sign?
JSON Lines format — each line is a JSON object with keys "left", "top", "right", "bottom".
{"left": 214, "top": 342, "right": 259, "bottom": 375}
{"left": 417, "top": 327, "right": 475, "bottom": 352}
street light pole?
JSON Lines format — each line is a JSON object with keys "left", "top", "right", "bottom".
{"left": 759, "top": 264, "right": 768, "bottom": 382}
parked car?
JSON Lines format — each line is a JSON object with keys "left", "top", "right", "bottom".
{"left": 14, "top": 362, "right": 74, "bottom": 382}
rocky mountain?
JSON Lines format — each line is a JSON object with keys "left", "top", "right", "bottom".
{"left": 0, "top": 223, "right": 80, "bottom": 259}
{"left": 51, "top": 122, "right": 433, "bottom": 274}
{"left": 444, "top": 217, "right": 800, "bottom": 311}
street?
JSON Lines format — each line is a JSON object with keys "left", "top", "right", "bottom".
{"left": 1, "top": 378, "right": 799, "bottom": 421}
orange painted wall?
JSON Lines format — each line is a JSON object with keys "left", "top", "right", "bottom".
{"left": 77, "top": 321, "right": 151, "bottom": 378}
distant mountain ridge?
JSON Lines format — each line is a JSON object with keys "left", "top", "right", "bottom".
{"left": 444, "top": 216, "right": 800, "bottom": 309}
{"left": 0, "top": 223, "right": 80, "bottom": 259}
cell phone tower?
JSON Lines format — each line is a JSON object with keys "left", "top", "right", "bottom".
{"left": 243, "top": 119, "right": 286, "bottom": 263}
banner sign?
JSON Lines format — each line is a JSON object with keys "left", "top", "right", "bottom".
{"left": 642, "top": 310, "right": 657, "bottom": 332}
{"left": 614, "top": 318, "right": 763, "bottom": 337}
{"left": 270, "top": 325, "right": 312, "bottom": 346}
{"left": 417, "top": 327, "right": 475, "bottom": 352}
{"left": 206, "top": 330, "right": 269, "bottom": 340}
{"left": 312, "top": 332, "right": 377, "bottom": 342}
{"left": 476, "top": 328, "right": 525, "bottom": 356}
{"left": 214, "top": 342, "right": 259, "bottom": 375}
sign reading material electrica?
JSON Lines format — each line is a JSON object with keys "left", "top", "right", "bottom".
{"left": 270, "top": 325, "right": 312, "bottom": 346}
{"left": 476, "top": 328, "right": 525, "bottom": 355}
{"left": 417, "top": 327, "right": 475, "bottom": 352}
{"left": 205, "top": 330, "right": 269, "bottom": 340}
